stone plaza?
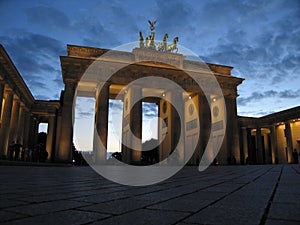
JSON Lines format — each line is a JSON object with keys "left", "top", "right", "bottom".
{"left": 0, "top": 164, "right": 299, "bottom": 225}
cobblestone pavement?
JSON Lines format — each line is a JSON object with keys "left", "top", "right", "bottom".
{"left": 0, "top": 165, "right": 299, "bottom": 225}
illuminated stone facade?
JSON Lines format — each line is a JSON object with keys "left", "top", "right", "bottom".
{"left": 1, "top": 44, "right": 299, "bottom": 165}
{"left": 0, "top": 45, "right": 60, "bottom": 161}
{"left": 239, "top": 107, "right": 300, "bottom": 164}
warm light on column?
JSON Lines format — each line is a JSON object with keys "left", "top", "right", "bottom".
{"left": 0, "top": 98, "right": 4, "bottom": 122}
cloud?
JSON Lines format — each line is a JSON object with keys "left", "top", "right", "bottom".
{"left": 109, "top": 100, "right": 123, "bottom": 112}
{"left": 154, "top": 0, "right": 195, "bottom": 31}
{"left": 34, "top": 94, "right": 50, "bottom": 100}
{"left": 25, "top": 6, "right": 71, "bottom": 30}
{"left": 78, "top": 111, "right": 94, "bottom": 118}
{"left": 238, "top": 109, "right": 276, "bottom": 117}
{"left": 1, "top": 0, "right": 299, "bottom": 118}
{"left": 71, "top": 1, "right": 141, "bottom": 48}
{"left": 75, "top": 106, "right": 94, "bottom": 119}
{"left": 0, "top": 30, "right": 64, "bottom": 99}
{"left": 197, "top": 0, "right": 300, "bottom": 90}
{"left": 279, "top": 89, "right": 299, "bottom": 98}
{"left": 238, "top": 89, "right": 300, "bottom": 106}
{"left": 142, "top": 102, "right": 158, "bottom": 118}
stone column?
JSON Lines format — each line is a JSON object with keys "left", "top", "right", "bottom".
{"left": 9, "top": 97, "right": 20, "bottom": 144}
{"left": 0, "top": 90, "right": 14, "bottom": 156}
{"left": 225, "top": 97, "right": 240, "bottom": 164}
{"left": 22, "top": 109, "right": 30, "bottom": 149}
{"left": 198, "top": 94, "right": 211, "bottom": 159}
{"left": 30, "top": 117, "right": 39, "bottom": 161}
{"left": 285, "top": 121, "right": 293, "bottom": 163}
{"left": 57, "top": 79, "right": 77, "bottom": 162}
{"left": 170, "top": 90, "right": 184, "bottom": 163}
{"left": 16, "top": 104, "right": 26, "bottom": 144}
{"left": 270, "top": 125, "right": 278, "bottom": 164}
{"left": 256, "top": 127, "right": 263, "bottom": 164}
{"left": 55, "top": 109, "right": 62, "bottom": 160}
{"left": 93, "top": 82, "right": 109, "bottom": 163}
{"left": 129, "top": 86, "right": 142, "bottom": 164}
{"left": 246, "top": 129, "right": 253, "bottom": 163}
{"left": 122, "top": 85, "right": 142, "bottom": 164}
{"left": 0, "top": 81, "right": 5, "bottom": 119}
{"left": 46, "top": 116, "right": 56, "bottom": 161}
{"left": 242, "top": 127, "right": 249, "bottom": 164}
{"left": 28, "top": 116, "right": 38, "bottom": 151}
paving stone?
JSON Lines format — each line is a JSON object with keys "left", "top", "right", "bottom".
{"left": 276, "top": 184, "right": 300, "bottom": 195}
{"left": 71, "top": 192, "right": 134, "bottom": 203}
{"left": 0, "top": 199, "right": 27, "bottom": 209}
{"left": 273, "top": 193, "right": 300, "bottom": 204}
{"left": 79, "top": 197, "right": 153, "bottom": 214}
{"left": 5, "top": 200, "right": 92, "bottom": 216}
{"left": 204, "top": 182, "right": 244, "bottom": 193}
{"left": 213, "top": 194, "right": 269, "bottom": 210}
{"left": 90, "top": 209, "right": 190, "bottom": 225}
{"left": 147, "top": 197, "right": 212, "bottom": 212}
{"left": 174, "top": 223, "right": 199, "bottom": 225}
{"left": 265, "top": 219, "right": 300, "bottom": 225}
{"left": 0, "top": 209, "right": 110, "bottom": 225}
{"left": 183, "top": 205, "right": 264, "bottom": 225}
{"left": 268, "top": 202, "right": 300, "bottom": 221}
{"left": 189, "top": 190, "right": 227, "bottom": 200}
{"left": 0, "top": 210, "right": 27, "bottom": 223}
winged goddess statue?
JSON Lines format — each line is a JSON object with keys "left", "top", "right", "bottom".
{"left": 148, "top": 20, "right": 156, "bottom": 31}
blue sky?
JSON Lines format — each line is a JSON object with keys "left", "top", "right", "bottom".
{"left": 0, "top": 0, "right": 299, "bottom": 150}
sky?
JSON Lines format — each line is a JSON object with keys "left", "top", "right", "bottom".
{"left": 1, "top": 0, "right": 299, "bottom": 150}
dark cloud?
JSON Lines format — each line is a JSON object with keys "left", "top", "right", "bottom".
{"left": 198, "top": 0, "right": 300, "bottom": 89}
{"left": 53, "top": 93, "right": 60, "bottom": 99}
{"left": 109, "top": 100, "right": 123, "bottom": 112}
{"left": 25, "top": 6, "right": 71, "bottom": 30}
{"left": 34, "top": 94, "right": 49, "bottom": 100}
{"left": 0, "top": 30, "right": 64, "bottom": 99}
{"left": 279, "top": 90, "right": 299, "bottom": 98}
{"left": 154, "top": 0, "right": 194, "bottom": 32}
{"left": 75, "top": 16, "right": 122, "bottom": 48}
{"left": 238, "top": 89, "right": 300, "bottom": 106}
{"left": 52, "top": 75, "right": 64, "bottom": 88}
{"left": 72, "top": 1, "right": 140, "bottom": 48}
{"left": 78, "top": 111, "right": 94, "bottom": 118}
{"left": 29, "top": 79, "right": 48, "bottom": 90}
{"left": 0, "top": 0, "right": 299, "bottom": 118}
{"left": 75, "top": 106, "right": 94, "bottom": 119}
{"left": 142, "top": 102, "right": 158, "bottom": 118}
{"left": 238, "top": 109, "right": 277, "bottom": 117}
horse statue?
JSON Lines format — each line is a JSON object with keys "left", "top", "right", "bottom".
{"left": 139, "top": 32, "right": 144, "bottom": 48}
{"left": 166, "top": 37, "right": 179, "bottom": 53}
{"left": 146, "top": 32, "right": 156, "bottom": 50}
{"left": 157, "top": 33, "right": 168, "bottom": 52}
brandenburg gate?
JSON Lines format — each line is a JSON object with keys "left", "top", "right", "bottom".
{"left": 2, "top": 38, "right": 298, "bottom": 165}
{"left": 58, "top": 43, "right": 243, "bottom": 165}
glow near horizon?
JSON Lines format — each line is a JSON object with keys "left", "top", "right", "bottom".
{"left": 73, "top": 97, "right": 158, "bottom": 152}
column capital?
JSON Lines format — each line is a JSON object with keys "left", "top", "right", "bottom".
{"left": 13, "top": 95, "right": 20, "bottom": 101}
{"left": 4, "top": 88, "right": 14, "bottom": 95}
{"left": 64, "top": 78, "right": 78, "bottom": 84}
{"left": 19, "top": 102, "right": 25, "bottom": 108}
{"left": 95, "top": 82, "right": 111, "bottom": 97}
